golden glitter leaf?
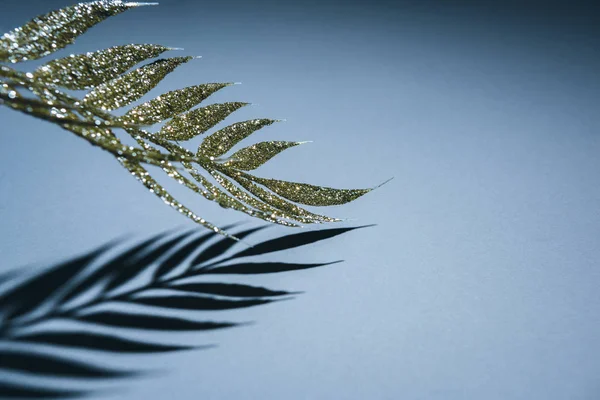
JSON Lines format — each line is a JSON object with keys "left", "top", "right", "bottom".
{"left": 198, "top": 118, "right": 276, "bottom": 158}
{"left": 121, "top": 83, "right": 232, "bottom": 125}
{"left": 158, "top": 102, "right": 248, "bottom": 142}
{"left": 0, "top": 0, "right": 383, "bottom": 237}
{"left": 33, "top": 44, "right": 170, "bottom": 89}
{"left": 83, "top": 56, "right": 193, "bottom": 111}
{"left": 251, "top": 177, "right": 372, "bottom": 207}
{"left": 224, "top": 141, "right": 306, "bottom": 171}
{"left": 0, "top": 1, "right": 146, "bottom": 63}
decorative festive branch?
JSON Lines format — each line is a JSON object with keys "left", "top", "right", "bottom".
{"left": 0, "top": 1, "right": 386, "bottom": 240}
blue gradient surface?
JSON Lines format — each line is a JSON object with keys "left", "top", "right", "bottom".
{"left": 1, "top": 1, "right": 599, "bottom": 399}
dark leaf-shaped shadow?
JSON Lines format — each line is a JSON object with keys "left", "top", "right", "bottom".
{"left": 167, "top": 282, "right": 295, "bottom": 297}
{"left": 56, "top": 233, "right": 170, "bottom": 306}
{"left": 0, "top": 224, "right": 366, "bottom": 397}
{"left": 76, "top": 311, "right": 238, "bottom": 331}
{"left": 0, "top": 242, "right": 113, "bottom": 322}
{"left": 202, "top": 260, "right": 343, "bottom": 275}
{"left": 0, "top": 381, "right": 86, "bottom": 399}
{"left": 14, "top": 331, "right": 193, "bottom": 353}
{"left": 129, "top": 293, "right": 275, "bottom": 311}
{"left": 0, "top": 349, "right": 133, "bottom": 378}
{"left": 103, "top": 230, "right": 188, "bottom": 293}
{"left": 198, "top": 225, "right": 371, "bottom": 270}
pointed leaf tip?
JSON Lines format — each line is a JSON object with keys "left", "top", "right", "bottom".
{"left": 374, "top": 177, "right": 394, "bottom": 189}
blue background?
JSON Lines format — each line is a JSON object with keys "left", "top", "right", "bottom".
{"left": 1, "top": 1, "right": 599, "bottom": 399}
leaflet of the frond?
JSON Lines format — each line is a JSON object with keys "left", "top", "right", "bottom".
{"left": 0, "top": 1, "right": 142, "bottom": 63}
{"left": 33, "top": 44, "right": 170, "bottom": 89}
{"left": 121, "top": 83, "right": 232, "bottom": 125}
{"left": 181, "top": 163, "right": 300, "bottom": 228}
{"left": 225, "top": 141, "right": 305, "bottom": 171}
{"left": 198, "top": 118, "right": 277, "bottom": 158}
{"left": 82, "top": 56, "right": 193, "bottom": 111}
{"left": 158, "top": 102, "right": 248, "bottom": 141}
{"left": 210, "top": 171, "right": 322, "bottom": 225}
{"left": 252, "top": 177, "right": 372, "bottom": 206}
{"left": 229, "top": 174, "right": 341, "bottom": 222}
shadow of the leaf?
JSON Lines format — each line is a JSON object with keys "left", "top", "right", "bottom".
{"left": 0, "top": 224, "right": 366, "bottom": 398}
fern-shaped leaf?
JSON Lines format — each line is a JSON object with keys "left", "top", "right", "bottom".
{"left": 198, "top": 118, "right": 277, "bottom": 157}
{"left": 225, "top": 141, "right": 307, "bottom": 170}
{"left": 33, "top": 44, "right": 170, "bottom": 89}
{"left": 1, "top": 1, "right": 382, "bottom": 234}
{"left": 76, "top": 310, "right": 238, "bottom": 331}
{"left": 121, "top": 83, "right": 232, "bottom": 125}
{"left": 83, "top": 56, "right": 193, "bottom": 111}
{"left": 0, "top": 1, "right": 149, "bottom": 63}
{"left": 15, "top": 331, "right": 192, "bottom": 353}
{"left": 158, "top": 102, "right": 249, "bottom": 141}
{"left": 0, "top": 348, "right": 133, "bottom": 378}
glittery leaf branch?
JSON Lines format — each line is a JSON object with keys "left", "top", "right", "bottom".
{"left": 0, "top": 226, "right": 362, "bottom": 398}
{"left": 0, "top": 0, "right": 382, "bottom": 238}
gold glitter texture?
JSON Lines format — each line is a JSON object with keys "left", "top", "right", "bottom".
{"left": 198, "top": 118, "right": 276, "bottom": 158}
{"left": 121, "top": 83, "right": 231, "bottom": 125}
{"left": 0, "top": 1, "right": 382, "bottom": 238}
{"left": 0, "top": 1, "right": 142, "bottom": 63}
{"left": 225, "top": 141, "right": 306, "bottom": 171}
{"left": 158, "top": 102, "right": 248, "bottom": 141}
{"left": 251, "top": 177, "right": 372, "bottom": 206}
{"left": 83, "top": 56, "right": 193, "bottom": 111}
{"left": 226, "top": 173, "right": 341, "bottom": 223}
{"left": 34, "top": 44, "right": 170, "bottom": 89}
